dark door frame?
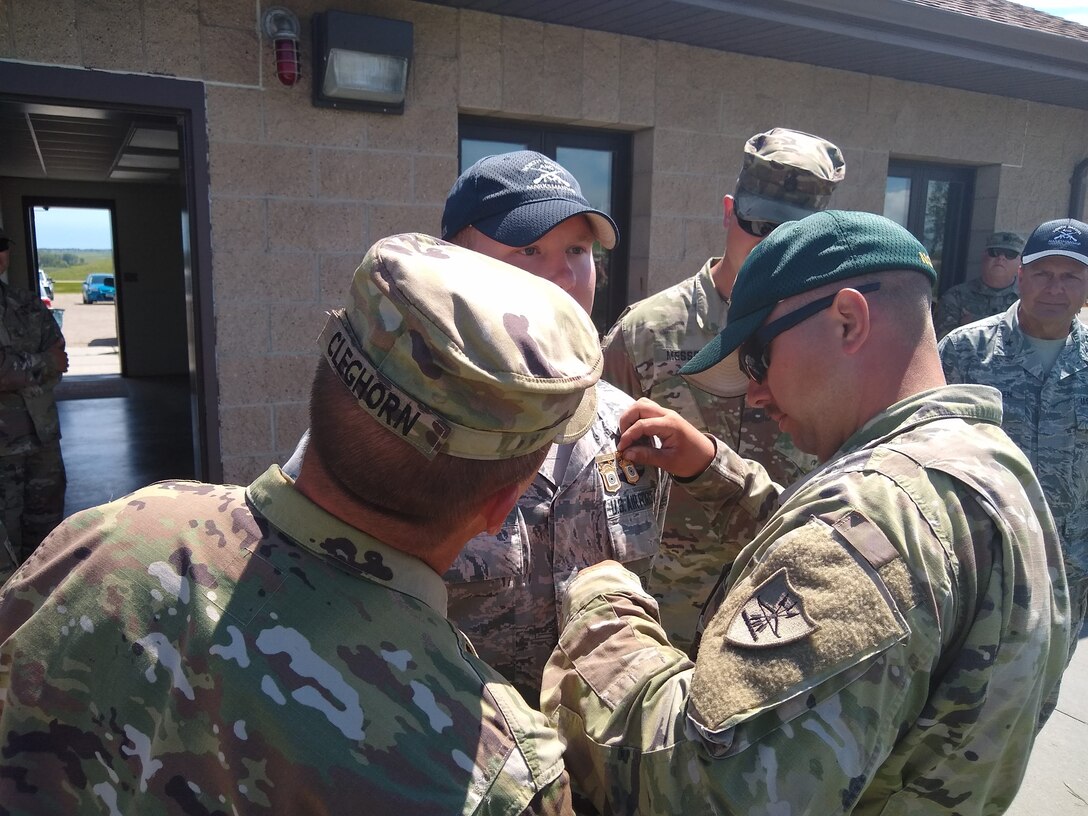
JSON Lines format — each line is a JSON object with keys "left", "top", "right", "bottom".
{"left": 0, "top": 60, "right": 220, "bottom": 482}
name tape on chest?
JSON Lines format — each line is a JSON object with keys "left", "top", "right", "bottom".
{"left": 320, "top": 313, "right": 451, "bottom": 460}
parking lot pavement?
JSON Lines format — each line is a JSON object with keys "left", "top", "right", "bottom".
{"left": 1006, "top": 622, "right": 1088, "bottom": 814}
{"left": 53, "top": 292, "right": 119, "bottom": 376}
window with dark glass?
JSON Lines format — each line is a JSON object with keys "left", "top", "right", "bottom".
{"left": 884, "top": 161, "right": 975, "bottom": 296}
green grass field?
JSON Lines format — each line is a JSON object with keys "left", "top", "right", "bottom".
{"left": 41, "top": 250, "right": 114, "bottom": 294}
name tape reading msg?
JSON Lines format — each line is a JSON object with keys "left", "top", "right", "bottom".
{"left": 320, "top": 313, "right": 451, "bottom": 460}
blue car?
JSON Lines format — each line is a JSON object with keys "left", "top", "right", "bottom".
{"left": 82, "top": 273, "right": 115, "bottom": 304}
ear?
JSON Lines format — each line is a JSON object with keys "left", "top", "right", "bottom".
{"left": 723, "top": 195, "right": 735, "bottom": 229}
{"left": 478, "top": 482, "right": 522, "bottom": 535}
{"left": 832, "top": 288, "right": 872, "bottom": 355}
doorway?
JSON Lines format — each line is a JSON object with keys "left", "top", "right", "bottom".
{"left": 884, "top": 160, "right": 975, "bottom": 295}
{"left": 0, "top": 62, "right": 219, "bottom": 519}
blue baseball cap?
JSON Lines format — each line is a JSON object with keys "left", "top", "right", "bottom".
{"left": 441, "top": 151, "right": 618, "bottom": 249}
{"left": 1021, "top": 218, "right": 1088, "bottom": 267}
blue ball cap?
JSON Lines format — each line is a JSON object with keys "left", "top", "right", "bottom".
{"left": 441, "top": 151, "right": 618, "bottom": 250}
{"left": 1021, "top": 218, "right": 1088, "bottom": 267}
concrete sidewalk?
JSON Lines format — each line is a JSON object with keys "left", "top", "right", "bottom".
{"left": 1006, "top": 621, "right": 1088, "bottom": 814}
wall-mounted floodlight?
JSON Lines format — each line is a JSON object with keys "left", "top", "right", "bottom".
{"left": 312, "top": 10, "right": 413, "bottom": 114}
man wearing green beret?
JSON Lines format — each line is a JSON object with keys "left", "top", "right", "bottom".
{"left": 600, "top": 127, "right": 845, "bottom": 652}
{"left": 542, "top": 211, "right": 1070, "bottom": 814}
{"left": 934, "top": 230, "right": 1025, "bottom": 339}
{"left": 0, "top": 234, "right": 603, "bottom": 814}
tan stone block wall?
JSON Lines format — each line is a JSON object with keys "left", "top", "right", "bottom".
{"left": 3, "top": 0, "right": 1087, "bottom": 479}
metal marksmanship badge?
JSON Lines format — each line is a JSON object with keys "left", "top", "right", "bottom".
{"left": 725, "top": 568, "right": 818, "bottom": 648}
{"left": 618, "top": 455, "right": 640, "bottom": 484}
{"left": 595, "top": 452, "right": 622, "bottom": 494}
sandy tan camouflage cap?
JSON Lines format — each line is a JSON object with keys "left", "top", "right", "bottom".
{"left": 320, "top": 233, "right": 602, "bottom": 461}
{"left": 985, "top": 231, "right": 1024, "bottom": 254}
{"left": 733, "top": 128, "right": 845, "bottom": 224}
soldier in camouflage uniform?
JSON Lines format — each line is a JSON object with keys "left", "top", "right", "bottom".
{"left": 283, "top": 152, "right": 669, "bottom": 706}
{"left": 940, "top": 217, "right": 1088, "bottom": 653}
{"left": 543, "top": 212, "right": 1070, "bottom": 814}
{"left": 600, "top": 128, "right": 844, "bottom": 650}
{"left": 0, "top": 234, "right": 604, "bottom": 815}
{"left": 934, "top": 230, "right": 1024, "bottom": 339}
{"left": 0, "top": 226, "right": 67, "bottom": 565}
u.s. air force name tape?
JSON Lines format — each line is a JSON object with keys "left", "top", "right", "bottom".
{"left": 320, "top": 312, "right": 451, "bottom": 460}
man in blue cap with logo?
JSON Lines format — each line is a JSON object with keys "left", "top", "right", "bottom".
{"left": 285, "top": 151, "right": 668, "bottom": 708}
{"left": 542, "top": 210, "right": 1070, "bottom": 814}
{"left": 940, "top": 217, "right": 1088, "bottom": 657}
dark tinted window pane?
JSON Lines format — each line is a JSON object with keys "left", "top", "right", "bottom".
{"left": 460, "top": 139, "right": 530, "bottom": 173}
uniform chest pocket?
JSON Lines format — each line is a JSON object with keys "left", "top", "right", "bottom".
{"left": 604, "top": 470, "right": 662, "bottom": 578}
{"left": 444, "top": 509, "right": 528, "bottom": 595}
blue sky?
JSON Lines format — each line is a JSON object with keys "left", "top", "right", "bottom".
{"left": 1021, "top": 2, "right": 1088, "bottom": 23}
{"left": 34, "top": 206, "right": 112, "bottom": 250}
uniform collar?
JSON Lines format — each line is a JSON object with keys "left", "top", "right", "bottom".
{"left": 246, "top": 465, "right": 448, "bottom": 615}
{"left": 992, "top": 302, "right": 1088, "bottom": 379}
{"left": 970, "top": 277, "right": 1018, "bottom": 296}
{"left": 834, "top": 384, "right": 1004, "bottom": 462}
{"left": 693, "top": 258, "right": 729, "bottom": 332}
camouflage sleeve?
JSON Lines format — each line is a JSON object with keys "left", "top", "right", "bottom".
{"left": 600, "top": 319, "right": 645, "bottom": 399}
{"left": 936, "top": 334, "right": 966, "bottom": 384}
{"left": 0, "top": 521, "right": 15, "bottom": 587}
{"left": 519, "top": 773, "right": 574, "bottom": 816}
{"left": 0, "top": 348, "right": 45, "bottom": 391}
{"left": 675, "top": 436, "right": 782, "bottom": 546}
{"left": 542, "top": 495, "right": 933, "bottom": 814}
{"left": 933, "top": 287, "right": 964, "bottom": 340}
{"left": 36, "top": 307, "right": 63, "bottom": 354}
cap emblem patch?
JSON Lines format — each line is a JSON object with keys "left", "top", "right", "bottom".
{"left": 725, "top": 567, "right": 817, "bottom": 648}
{"left": 521, "top": 158, "right": 571, "bottom": 189}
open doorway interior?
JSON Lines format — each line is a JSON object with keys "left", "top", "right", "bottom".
{"left": 0, "top": 85, "right": 203, "bottom": 519}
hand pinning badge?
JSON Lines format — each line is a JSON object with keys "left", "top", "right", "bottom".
{"left": 596, "top": 432, "right": 643, "bottom": 493}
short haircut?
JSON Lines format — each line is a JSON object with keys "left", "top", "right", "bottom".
{"left": 308, "top": 361, "right": 547, "bottom": 532}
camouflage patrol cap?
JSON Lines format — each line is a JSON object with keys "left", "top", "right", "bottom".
{"left": 321, "top": 233, "right": 602, "bottom": 461}
{"left": 985, "top": 231, "right": 1024, "bottom": 254}
{"left": 733, "top": 128, "right": 845, "bottom": 224}
{"left": 682, "top": 211, "right": 935, "bottom": 389}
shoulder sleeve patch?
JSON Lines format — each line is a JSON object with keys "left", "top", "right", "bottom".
{"left": 723, "top": 568, "right": 818, "bottom": 648}
{"left": 689, "top": 512, "right": 911, "bottom": 738}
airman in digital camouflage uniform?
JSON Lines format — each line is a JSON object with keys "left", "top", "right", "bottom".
{"left": 934, "top": 230, "right": 1024, "bottom": 339}
{"left": 438, "top": 152, "right": 668, "bottom": 705}
{"left": 543, "top": 212, "right": 1070, "bottom": 815}
{"left": 282, "top": 152, "right": 669, "bottom": 706}
{"left": 600, "top": 128, "right": 844, "bottom": 650}
{"left": 0, "top": 225, "right": 67, "bottom": 565}
{"left": 940, "top": 217, "right": 1088, "bottom": 654}
{"left": 0, "top": 234, "right": 604, "bottom": 815}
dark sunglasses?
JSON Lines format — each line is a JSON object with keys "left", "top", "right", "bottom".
{"left": 739, "top": 282, "right": 882, "bottom": 384}
{"left": 987, "top": 248, "right": 1019, "bottom": 260}
{"left": 735, "top": 212, "right": 780, "bottom": 238}
{"left": 0, "top": 239, "right": 10, "bottom": 252}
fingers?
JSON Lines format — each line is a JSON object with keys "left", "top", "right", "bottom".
{"left": 618, "top": 397, "right": 670, "bottom": 433}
